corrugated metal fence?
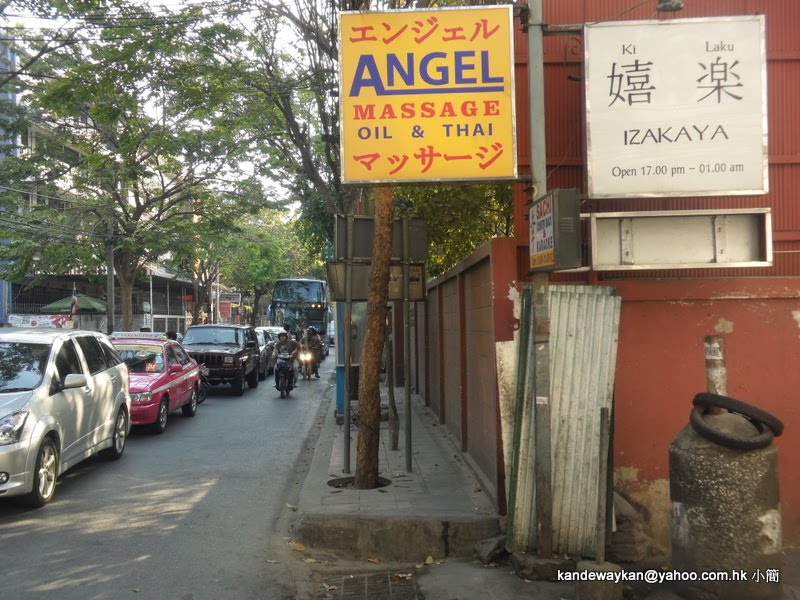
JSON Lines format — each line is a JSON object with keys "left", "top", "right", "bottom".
{"left": 509, "top": 283, "right": 621, "bottom": 558}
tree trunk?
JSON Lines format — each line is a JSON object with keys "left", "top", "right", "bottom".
{"left": 118, "top": 276, "right": 134, "bottom": 331}
{"left": 114, "top": 251, "right": 136, "bottom": 332}
{"left": 354, "top": 185, "right": 394, "bottom": 489}
{"left": 192, "top": 278, "right": 201, "bottom": 324}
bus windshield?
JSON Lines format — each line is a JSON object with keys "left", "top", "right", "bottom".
{"left": 269, "top": 279, "right": 329, "bottom": 336}
{"left": 272, "top": 279, "right": 326, "bottom": 303}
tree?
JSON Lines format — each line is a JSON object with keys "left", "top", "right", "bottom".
{"left": 397, "top": 183, "right": 514, "bottom": 277}
{"left": 185, "top": 0, "right": 413, "bottom": 489}
{"left": 0, "top": 0, "right": 110, "bottom": 88}
{"left": 218, "top": 209, "right": 321, "bottom": 325}
{"left": 0, "top": 2, "right": 267, "bottom": 329}
{"left": 182, "top": 0, "right": 361, "bottom": 218}
{"left": 354, "top": 186, "right": 394, "bottom": 488}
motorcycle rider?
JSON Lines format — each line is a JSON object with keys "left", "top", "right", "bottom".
{"left": 274, "top": 331, "right": 300, "bottom": 390}
{"left": 301, "top": 326, "right": 323, "bottom": 378}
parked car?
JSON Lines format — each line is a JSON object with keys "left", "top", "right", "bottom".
{"left": 0, "top": 328, "right": 131, "bottom": 507}
{"left": 255, "top": 327, "right": 277, "bottom": 374}
{"left": 180, "top": 325, "right": 260, "bottom": 396}
{"left": 327, "top": 321, "right": 335, "bottom": 347}
{"left": 263, "top": 326, "right": 287, "bottom": 340}
{"left": 253, "top": 329, "right": 270, "bottom": 381}
{"left": 110, "top": 332, "right": 200, "bottom": 434}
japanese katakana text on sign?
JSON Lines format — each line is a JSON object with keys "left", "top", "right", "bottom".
{"left": 585, "top": 16, "right": 768, "bottom": 198}
{"left": 339, "top": 6, "right": 517, "bottom": 184}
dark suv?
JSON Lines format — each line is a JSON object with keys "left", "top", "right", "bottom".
{"left": 181, "top": 325, "right": 261, "bottom": 396}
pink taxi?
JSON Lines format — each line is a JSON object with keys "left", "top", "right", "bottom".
{"left": 111, "top": 333, "right": 200, "bottom": 434}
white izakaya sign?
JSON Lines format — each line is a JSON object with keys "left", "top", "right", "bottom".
{"left": 585, "top": 16, "right": 768, "bottom": 198}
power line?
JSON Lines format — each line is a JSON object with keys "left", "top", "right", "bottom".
{"left": 0, "top": 207, "right": 108, "bottom": 236}
{"left": 0, "top": 183, "right": 106, "bottom": 208}
{"left": 0, "top": 214, "right": 107, "bottom": 241}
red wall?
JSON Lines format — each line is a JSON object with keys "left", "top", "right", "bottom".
{"left": 513, "top": 1, "right": 800, "bottom": 545}
{"left": 609, "top": 279, "right": 800, "bottom": 543}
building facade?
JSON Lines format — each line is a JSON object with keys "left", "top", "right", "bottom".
{"left": 416, "top": 0, "right": 800, "bottom": 551}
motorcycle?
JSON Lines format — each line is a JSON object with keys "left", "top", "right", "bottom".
{"left": 298, "top": 348, "right": 314, "bottom": 380}
{"left": 197, "top": 364, "right": 210, "bottom": 404}
{"left": 274, "top": 352, "right": 295, "bottom": 398}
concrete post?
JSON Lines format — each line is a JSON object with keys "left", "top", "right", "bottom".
{"left": 670, "top": 418, "right": 782, "bottom": 599}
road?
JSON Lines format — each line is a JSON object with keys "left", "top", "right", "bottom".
{"left": 0, "top": 360, "right": 334, "bottom": 600}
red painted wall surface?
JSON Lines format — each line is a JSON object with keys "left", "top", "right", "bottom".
{"left": 511, "top": 1, "right": 800, "bottom": 545}
{"left": 607, "top": 279, "right": 800, "bottom": 544}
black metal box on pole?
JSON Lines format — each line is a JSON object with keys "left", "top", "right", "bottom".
{"left": 528, "top": 188, "right": 582, "bottom": 273}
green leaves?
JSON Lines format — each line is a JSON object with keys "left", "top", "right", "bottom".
{"left": 0, "top": 0, "right": 279, "bottom": 324}
{"left": 397, "top": 184, "right": 514, "bottom": 277}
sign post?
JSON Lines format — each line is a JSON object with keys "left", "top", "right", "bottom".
{"left": 339, "top": 6, "right": 517, "bottom": 184}
{"left": 528, "top": 189, "right": 581, "bottom": 272}
{"left": 584, "top": 16, "right": 768, "bottom": 198}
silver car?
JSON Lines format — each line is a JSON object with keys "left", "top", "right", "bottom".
{"left": 0, "top": 328, "right": 131, "bottom": 507}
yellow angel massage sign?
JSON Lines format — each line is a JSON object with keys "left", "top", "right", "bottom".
{"left": 339, "top": 6, "right": 517, "bottom": 184}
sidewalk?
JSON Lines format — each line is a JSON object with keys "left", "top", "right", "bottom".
{"left": 295, "top": 390, "right": 500, "bottom": 561}
{"left": 295, "top": 386, "right": 800, "bottom": 600}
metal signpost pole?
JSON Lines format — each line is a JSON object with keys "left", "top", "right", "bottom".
{"left": 343, "top": 215, "right": 354, "bottom": 474}
{"left": 403, "top": 218, "right": 412, "bottom": 472}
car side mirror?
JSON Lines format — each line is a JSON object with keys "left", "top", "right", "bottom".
{"left": 62, "top": 373, "right": 88, "bottom": 390}
{"left": 169, "top": 364, "right": 183, "bottom": 374}
{"left": 246, "top": 341, "right": 257, "bottom": 349}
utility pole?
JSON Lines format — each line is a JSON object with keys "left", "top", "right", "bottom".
{"left": 529, "top": 0, "right": 553, "bottom": 557}
{"left": 106, "top": 216, "right": 115, "bottom": 334}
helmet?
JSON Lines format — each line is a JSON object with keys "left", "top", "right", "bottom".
{"left": 307, "top": 326, "right": 317, "bottom": 334}
{"left": 278, "top": 331, "right": 288, "bottom": 340}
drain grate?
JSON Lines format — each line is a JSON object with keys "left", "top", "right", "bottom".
{"left": 317, "top": 571, "right": 419, "bottom": 600}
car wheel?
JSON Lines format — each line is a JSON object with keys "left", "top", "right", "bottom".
{"left": 258, "top": 359, "right": 267, "bottom": 381}
{"left": 101, "top": 407, "right": 128, "bottom": 460}
{"left": 182, "top": 387, "right": 198, "bottom": 417}
{"left": 231, "top": 369, "right": 245, "bottom": 396}
{"left": 247, "top": 363, "right": 259, "bottom": 389}
{"left": 21, "top": 438, "right": 58, "bottom": 507}
{"left": 152, "top": 398, "right": 169, "bottom": 434}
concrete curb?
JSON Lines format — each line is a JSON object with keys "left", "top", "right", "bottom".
{"left": 296, "top": 393, "right": 501, "bottom": 561}
{"left": 296, "top": 513, "right": 500, "bottom": 561}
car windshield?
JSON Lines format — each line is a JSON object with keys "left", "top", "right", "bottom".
{"left": 182, "top": 327, "right": 239, "bottom": 345}
{"left": 115, "top": 345, "right": 165, "bottom": 373}
{"left": 0, "top": 341, "right": 51, "bottom": 392}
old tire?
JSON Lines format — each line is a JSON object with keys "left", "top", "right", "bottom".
{"left": 689, "top": 407, "right": 774, "bottom": 450}
{"left": 692, "top": 392, "right": 783, "bottom": 436}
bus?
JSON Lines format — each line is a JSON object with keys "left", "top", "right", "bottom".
{"left": 267, "top": 278, "right": 330, "bottom": 343}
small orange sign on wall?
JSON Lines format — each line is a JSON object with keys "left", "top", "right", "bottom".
{"left": 339, "top": 6, "right": 517, "bottom": 184}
